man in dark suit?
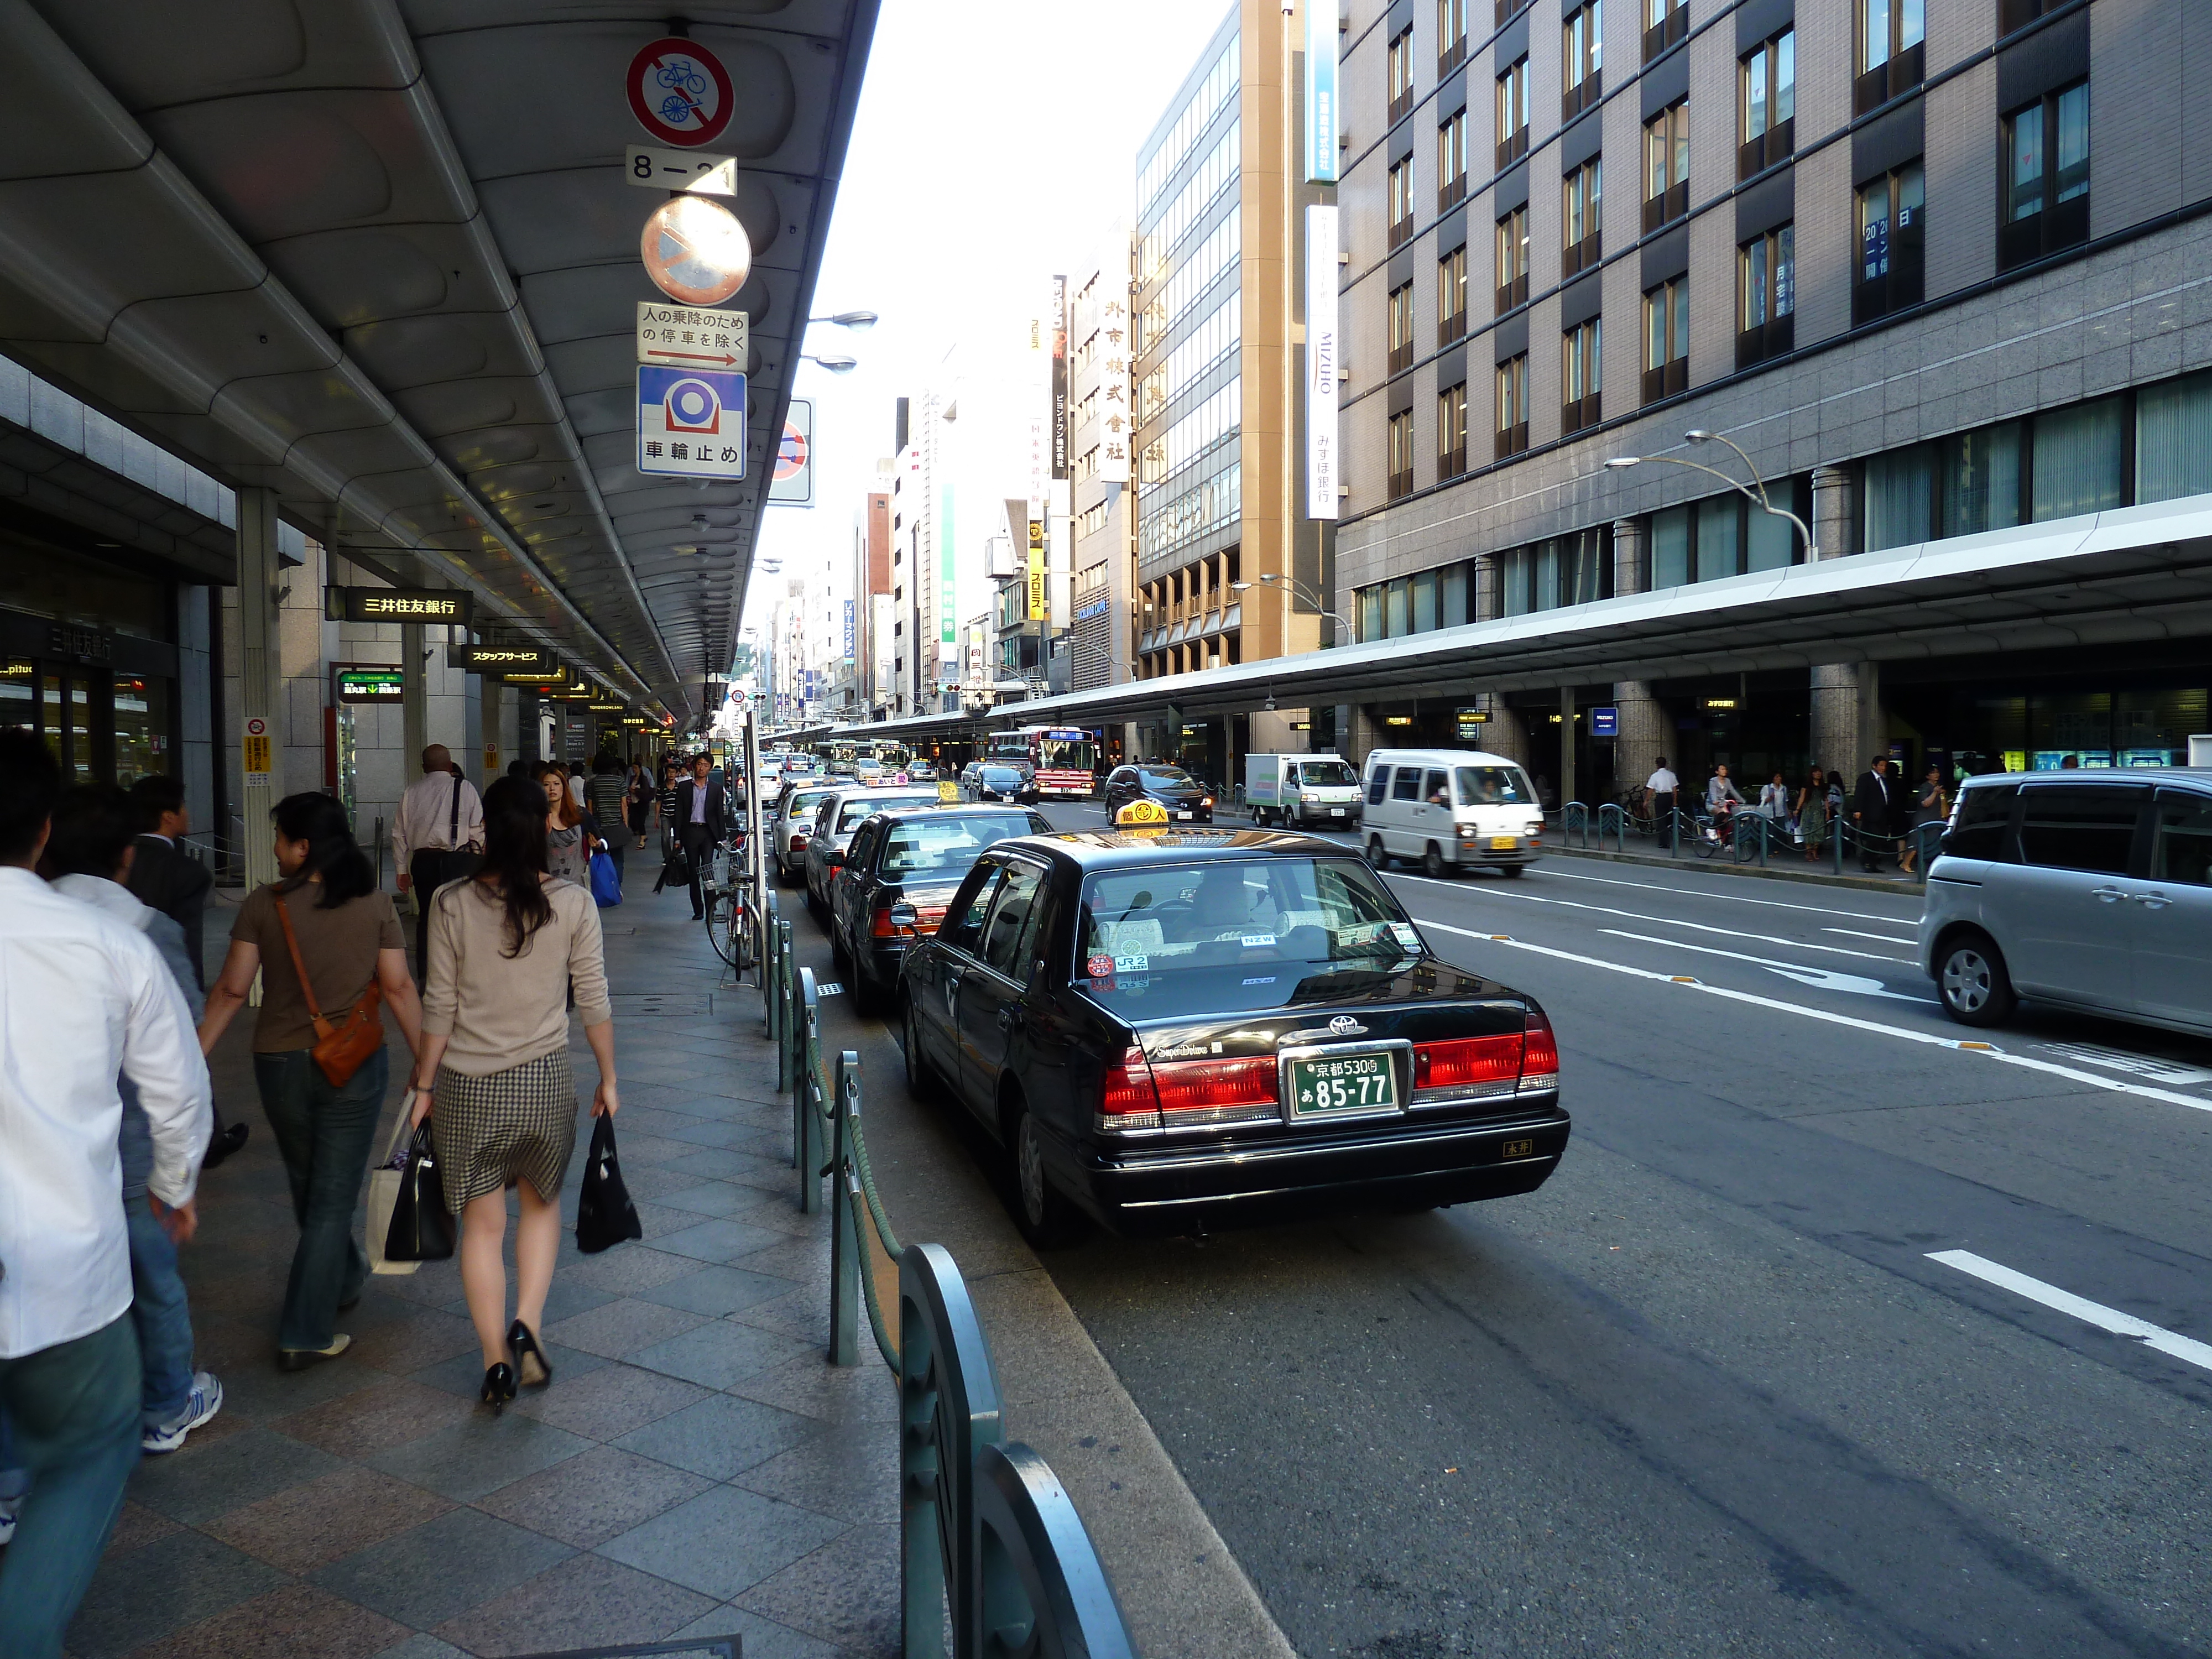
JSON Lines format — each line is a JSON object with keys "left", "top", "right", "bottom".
{"left": 673, "top": 752, "right": 727, "bottom": 919}
{"left": 1852, "top": 755, "right": 1895, "bottom": 873}
{"left": 124, "top": 776, "right": 212, "bottom": 989}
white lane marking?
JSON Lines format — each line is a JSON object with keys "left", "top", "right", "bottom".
{"left": 1599, "top": 928, "right": 1923, "bottom": 1001}
{"left": 1825, "top": 926, "right": 1921, "bottom": 943}
{"left": 1389, "top": 874, "right": 1914, "bottom": 963}
{"left": 1928, "top": 1250, "right": 2212, "bottom": 1376}
{"left": 1530, "top": 863, "right": 1918, "bottom": 925}
{"left": 2036, "top": 1041, "right": 2212, "bottom": 1089}
{"left": 1406, "top": 915, "right": 2212, "bottom": 1115}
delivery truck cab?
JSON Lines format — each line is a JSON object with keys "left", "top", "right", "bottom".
{"left": 1244, "top": 752, "right": 1365, "bottom": 828}
{"left": 1360, "top": 748, "right": 1545, "bottom": 877}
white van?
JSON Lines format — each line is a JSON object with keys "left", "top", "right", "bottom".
{"left": 1244, "top": 752, "right": 1365, "bottom": 828}
{"left": 1359, "top": 749, "right": 1545, "bottom": 877}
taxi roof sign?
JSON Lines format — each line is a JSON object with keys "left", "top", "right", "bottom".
{"left": 1114, "top": 799, "right": 1170, "bottom": 827}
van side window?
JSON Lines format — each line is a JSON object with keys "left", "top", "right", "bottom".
{"left": 1366, "top": 765, "right": 1390, "bottom": 806}
{"left": 2016, "top": 785, "right": 2148, "bottom": 877}
{"left": 1423, "top": 769, "right": 1449, "bottom": 804}
{"left": 1391, "top": 766, "right": 1423, "bottom": 802}
{"left": 2151, "top": 790, "right": 2212, "bottom": 885}
{"left": 1942, "top": 783, "right": 2016, "bottom": 862}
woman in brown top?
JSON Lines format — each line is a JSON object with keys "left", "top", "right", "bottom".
{"left": 199, "top": 793, "right": 423, "bottom": 1370}
{"left": 408, "top": 776, "right": 617, "bottom": 1408}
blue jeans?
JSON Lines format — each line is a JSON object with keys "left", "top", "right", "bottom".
{"left": 252, "top": 1047, "right": 388, "bottom": 1353}
{"left": 124, "top": 1194, "right": 195, "bottom": 1426}
{"left": 0, "top": 1314, "right": 141, "bottom": 1659}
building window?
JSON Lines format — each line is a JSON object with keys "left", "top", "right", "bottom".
{"left": 1563, "top": 2, "right": 1604, "bottom": 123}
{"left": 1388, "top": 158, "right": 1414, "bottom": 248}
{"left": 1439, "top": 382, "right": 1469, "bottom": 479}
{"left": 1855, "top": 0, "right": 1924, "bottom": 116}
{"left": 1496, "top": 206, "right": 1529, "bottom": 314}
{"left": 1439, "top": 0, "right": 1468, "bottom": 75}
{"left": 1562, "top": 318, "right": 1601, "bottom": 435}
{"left": 2137, "top": 368, "right": 2212, "bottom": 505}
{"left": 1642, "top": 275, "right": 1688, "bottom": 404}
{"left": 1388, "top": 411, "right": 1416, "bottom": 499}
{"left": 1438, "top": 109, "right": 1468, "bottom": 211}
{"left": 1438, "top": 246, "right": 1469, "bottom": 344}
{"left": 2000, "top": 82, "right": 2090, "bottom": 272}
{"left": 1737, "top": 224, "right": 1795, "bottom": 368}
{"left": 1739, "top": 29, "right": 1794, "bottom": 181}
{"left": 1999, "top": 0, "right": 2065, "bottom": 34}
{"left": 1496, "top": 58, "right": 1530, "bottom": 169}
{"left": 1496, "top": 0, "right": 1531, "bottom": 29}
{"left": 1649, "top": 487, "right": 1805, "bottom": 583}
{"left": 1388, "top": 282, "right": 1416, "bottom": 374}
{"left": 1387, "top": 27, "right": 1415, "bottom": 126}
{"left": 1563, "top": 156, "right": 1603, "bottom": 276}
{"left": 1500, "top": 529, "right": 1614, "bottom": 614}
{"left": 1495, "top": 353, "right": 1530, "bottom": 459}
{"left": 1854, "top": 160, "right": 1924, "bottom": 325}
{"left": 1644, "top": 100, "right": 1688, "bottom": 232}
{"left": 1644, "top": 0, "right": 1687, "bottom": 62}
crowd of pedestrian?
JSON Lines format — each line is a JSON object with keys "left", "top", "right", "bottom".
{"left": 1640, "top": 753, "right": 1950, "bottom": 870}
{"left": 0, "top": 735, "right": 628, "bottom": 1655}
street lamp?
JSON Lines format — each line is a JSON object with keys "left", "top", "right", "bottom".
{"left": 801, "top": 353, "right": 858, "bottom": 373}
{"left": 1604, "top": 431, "right": 1817, "bottom": 560}
{"left": 1232, "top": 572, "right": 1354, "bottom": 645}
{"left": 808, "top": 310, "right": 879, "bottom": 329}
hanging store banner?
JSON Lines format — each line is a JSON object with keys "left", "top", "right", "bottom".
{"left": 637, "top": 366, "right": 747, "bottom": 479}
{"left": 936, "top": 481, "right": 958, "bottom": 670}
{"left": 451, "top": 641, "right": 557, "bottom": 675}
{"left": 1305, "top": 204, "right": 1340, "bottom": 520}
{"left": 325, "top": 587, "right": 472, "bottom": 624}
{"left": 1305, "top": 1, "right": 1339, "bottom": 184}
{"left": 1051, "top": 274, "right": 1070, "bottom": 478}
{"left": 1098, "top": 289, "right": 1131, "bottom": 484}
{"left": 1026, "top": 517, "right": 1047, "bottom": 621}
{"left": 770, "top": 398, "right": 813, "bottom": 504}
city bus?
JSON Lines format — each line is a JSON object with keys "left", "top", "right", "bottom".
{"left": 986, "top": 726, "right": 1100, "bottom": 798}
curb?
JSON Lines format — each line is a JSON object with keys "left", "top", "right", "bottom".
{"left": 1540, "top": 841, "right": 1927, "bottom": 896}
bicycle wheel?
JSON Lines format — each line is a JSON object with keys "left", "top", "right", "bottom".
{"left": 703, "top": 888, "right": 740, "bottom": 967}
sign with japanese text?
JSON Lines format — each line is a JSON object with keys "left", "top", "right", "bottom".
{"left": 1305, "top": 205, "right": 1340, "bottom": 520}
{"left": 241, "top": 717, "right": 272, "bottom": 781}
{"left": 637, "top": 365, "right": 747, "bottom": 479}
{"left": 636, "top": 301, "right": 746, "bottom": 367}
{"left": 1097, "top": 291, "right": 1130, "bottom": 484}
{"left": 1305, "top": 1, "right": 1339, "bottom": 183}
{"left": 325, "top": 587, "right": 472, "bottom": 624}
{"left": 1026, "top": 517, "right": 1047, "bottom": 621}
{"left": 332, "top": 664, "right": 405, "bottom": 703}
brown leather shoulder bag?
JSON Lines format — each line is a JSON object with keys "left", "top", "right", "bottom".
{"left": 273, "top": 892, "right": 384, "bottom": 1087}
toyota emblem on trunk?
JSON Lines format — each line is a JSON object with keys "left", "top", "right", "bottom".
{"left": 1328, "top": 1016, "right": 1368, "bottom": 1036}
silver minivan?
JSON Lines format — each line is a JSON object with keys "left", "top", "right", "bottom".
{"left": 1919, "top": 769, "right": 2212, "bottom": 1033}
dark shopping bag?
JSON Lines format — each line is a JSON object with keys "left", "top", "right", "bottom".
{"left": 575, "top": 1115, "right": 643, "bottom": 1254}
{"left": 589, "top": 849, "right": 623, "bottom": 908}
{"left": 661, "top": 845, "right": 693, "bottom": 885}
{"left": 383, "top": 1124, "right": 455, "bottom": 1262}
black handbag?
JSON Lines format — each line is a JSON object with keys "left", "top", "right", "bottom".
{"left": 427, "top": 772, "right": 484, "bottom": 892}
{"left": 575, "top": 1115, "right": 642, "bottom": 1254}
{"left": 383, "top": 1124, "right": 455, "bottom": 1261}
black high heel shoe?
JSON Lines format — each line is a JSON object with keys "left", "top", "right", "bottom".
{"left": 507, "top": 1320, "right": 552, "bottom": 1389}
{"left": 479, "top": 1362, "right": 517, "bottom": 1411}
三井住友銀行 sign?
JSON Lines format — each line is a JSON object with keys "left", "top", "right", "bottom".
{"left": 325, "top": 587, "right": 474, "bottom": 624}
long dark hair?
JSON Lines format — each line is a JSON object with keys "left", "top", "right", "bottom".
{"left": 472, "top": 775, "right": 552, "bottom": 957}
{"left": 272, "top": 792, "right": 374, "bottom": 908}
{"left": 534, "top": 761, "right": 581, "bottom": 829}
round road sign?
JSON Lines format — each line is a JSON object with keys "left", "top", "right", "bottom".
{"left": 626, "top": 37, "right": 734, "bottom": 148}
{"left": 640, "top": 195, "right": 752, "bottom": 306}
{"left": 774, "top": 419, "right": 808, "bottom": 482}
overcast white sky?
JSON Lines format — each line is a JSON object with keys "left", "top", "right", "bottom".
{"left": 740, "top": 0, "right": 1234, "bottom": 641}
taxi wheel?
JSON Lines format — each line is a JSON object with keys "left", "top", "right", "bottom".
{"left": 1422, "top": 844, "right": 1449, "bottom": 880}
{"left": 1008, "top": 1098, "right": 1084, "bottom": 1247}
{"left": 1366, "top": 835, "right": 1391, "bottom": 870}
{"left": 1937, "top": 931, "right": 2017, "bottom": 1027}
{"left": 900, "top": 997, "right": 940, "bottom": 1100}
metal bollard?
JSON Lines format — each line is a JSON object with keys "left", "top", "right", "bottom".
{"left": 797, "top": 970, "right": 824, "bottom": 1217}
{"left": 828, "top": 1052, "right": 862, "bottom": 1366}
{"left": 1832, "top": 815, "right": 1845, "bottom": 875}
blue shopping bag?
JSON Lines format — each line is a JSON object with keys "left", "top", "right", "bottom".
{"left": 589, "top": 849, "right": 623, "bottom": 908}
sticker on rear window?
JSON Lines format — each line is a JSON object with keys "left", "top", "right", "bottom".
{"left": 1390, "top": 922, "right": 1421, "bottom": 950}
{"left": 1113, "top": 953, "right": 1149, "bottom": 973}
{"left": 1239, "top": 933, "right": 1277, "bottom": 948}
{"left": 1086, "top": 953, "right": 1114, "bottom": 979}
{"left": 1241, "top": 975, "right": 1278, "bottom": 985}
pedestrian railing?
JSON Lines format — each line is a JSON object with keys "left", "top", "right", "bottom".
{"left": 1595, "top": 802, "right": 1630, "bottom": 851}
{"left": 1560, "top": 801, "right": 1588, "bottom": 848}
{"left": 769, "top": 957, "right": 1135, "bottom": 1658}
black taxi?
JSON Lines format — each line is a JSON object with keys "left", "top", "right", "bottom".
{"left": 894, "top": 808, "right": 1571, "bottom": 1243}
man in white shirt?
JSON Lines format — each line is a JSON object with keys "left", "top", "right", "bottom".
{"left": 1644, "top": 756, "right": 1681, "bottom": 852}
{"left": 0, "top": 731, "right": 212, "bottom": 1653}
{"left": 393, "top": 744, "right": 484, "bottom": 969}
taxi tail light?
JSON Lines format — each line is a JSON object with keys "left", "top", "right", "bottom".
{"left": 1097, "top": 1048, "right": 1161, "bottom": 1132}
{"left": 872, "top": 903, "right": 948, "bottom": 938}
{"left": 1520, "top": 1010, "right": 1560, "bottom": 1092}
{"left": 1411, "top": 1033, "right": 1523, "bottom": 1102}
{"left": 1147, "top": 1056, "right": 1279, "bottom": 1126}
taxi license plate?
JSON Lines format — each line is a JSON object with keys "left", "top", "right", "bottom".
{"left": 1489, "top": 836, "right": 1517, "bottom": 851}
{"left": 1176, "top": 810, "right": 1193, "bottom": 819}
{"left": 1287, "top": 1050, "right": 1399, "bottom": 1118}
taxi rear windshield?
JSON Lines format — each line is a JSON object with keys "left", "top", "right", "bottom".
{"left": 878, "top": 815, "right": 1026, "bottom": 878}
{"left": 1076, "top": 858, "right": 1412, "bottom": 979}
{"left": 837, "top": 793, "right": 938, "bottom": 832}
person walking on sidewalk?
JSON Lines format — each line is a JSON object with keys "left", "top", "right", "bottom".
{"left": 536, "top": 761, "right": 605, "bottom": 889}
{"left": 44, "top": 786, "right": 223, "bottom": 1456}
{"left": 1852, "top": 755, "right": 1896, "bottom": 873}
{"left": 394, "top": 745, "right": 484, "bottom": 974}
{"left": 0, "top": 731, "right": 211, "bottom": 1658}
{"left": 1643, "top": 756, "right": 1679, "bottom": 851}
{"left": 673, "top": 752, "right": 727, "bottom": 920}
{"left": 1900, "top": 764, "right": 1948, "bottom": 877}
{"left": 409, "top": 778, "right": 618, "bottom": 1410}
{"left": 200, "top": 794, "right": 425, "bottom": 1371}
{"left": 1796, "top": 766, "right": 1830, "bottom": 862}
{"left": 585, "top": 758, "right": 631, "bottom": 890}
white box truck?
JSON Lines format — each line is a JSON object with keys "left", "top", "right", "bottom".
{"left": 1244, "top": 752, "right": 1365, "bottom": 829}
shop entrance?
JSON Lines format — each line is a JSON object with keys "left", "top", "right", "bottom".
{"left": 3, "top": 656, "right": 171, "bottom": 786}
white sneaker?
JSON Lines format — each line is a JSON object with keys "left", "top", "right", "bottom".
{"left": 141, "top": 1371, "right": 223, "bottom": 1453}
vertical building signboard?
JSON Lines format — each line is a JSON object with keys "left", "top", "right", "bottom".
{"left": 1305, "top": 1, "right": 1339, "bottom": 184}
{"left": 1306, "top": 204, "right": 1339, "bottom": 520}
{"left": 1050, "top": 274, "right": 1070, "bottom": 480}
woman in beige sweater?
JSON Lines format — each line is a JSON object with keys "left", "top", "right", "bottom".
{"left": 408, "top": 776, "right": 618, "bottom": 1408}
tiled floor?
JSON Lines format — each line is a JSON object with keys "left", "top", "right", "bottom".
{"left": 65, "top": 878, "right": 896, "bottom": 1658}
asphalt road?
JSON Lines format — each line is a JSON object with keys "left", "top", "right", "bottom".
{"left": 790, "top": 800, "right": 2212, "bottom": 1657}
